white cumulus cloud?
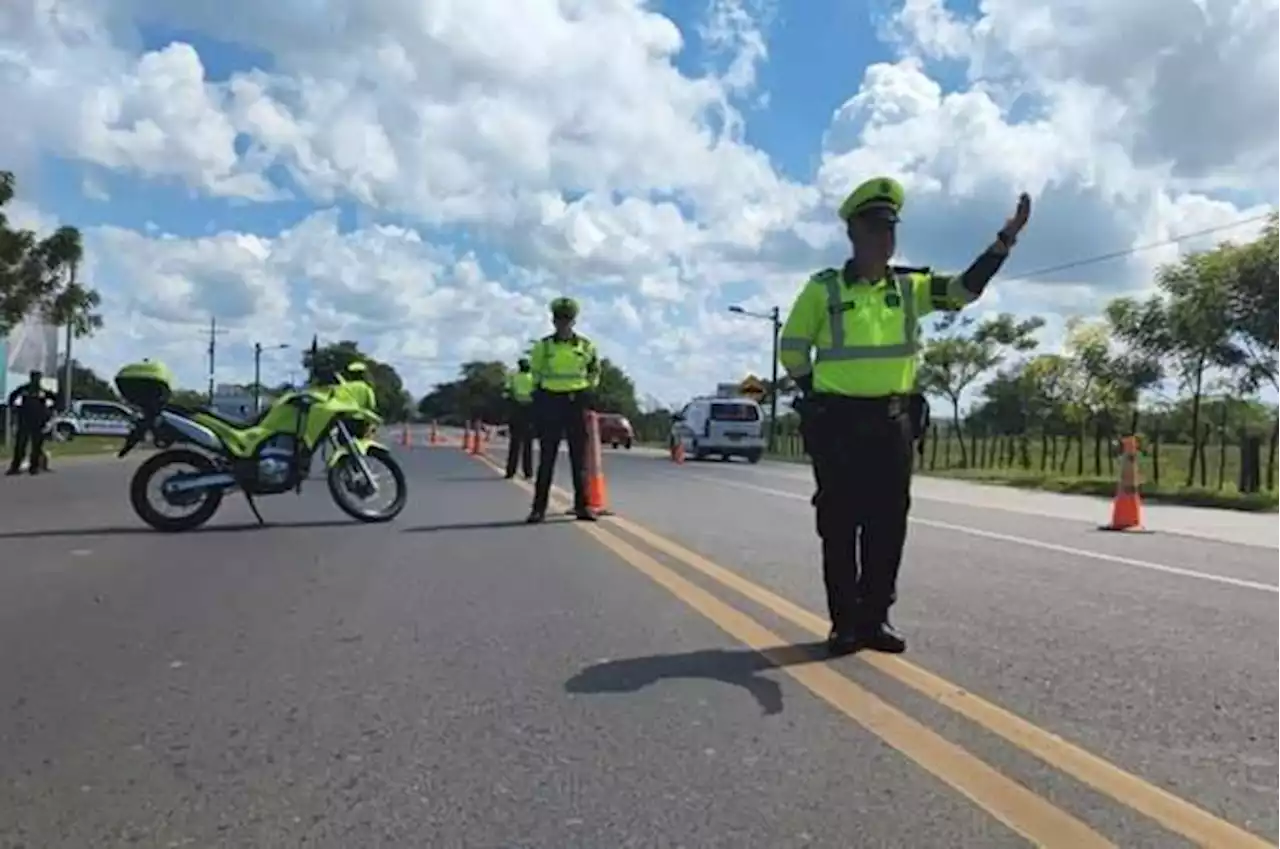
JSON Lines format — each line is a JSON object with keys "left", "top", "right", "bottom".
{"left": 0, "top": 0, "right": 1272, "bottom": 406}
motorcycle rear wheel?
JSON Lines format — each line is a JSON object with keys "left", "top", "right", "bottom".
{"left": 130, "top": 449, "right": 224, "bottom": 532}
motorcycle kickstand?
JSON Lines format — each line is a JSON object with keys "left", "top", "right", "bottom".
{"left": 244, "top": 492, "right": 266, "bottom": 525}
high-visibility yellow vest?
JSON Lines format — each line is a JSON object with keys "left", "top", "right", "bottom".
{"left": 530, "top": 334, "right": 600, "bottom": 394}
{"left": 778, "top": 266, "right": 976, "bottom": 397}
{"left": 507, "top": 370, "right": 535, "bottom": 404}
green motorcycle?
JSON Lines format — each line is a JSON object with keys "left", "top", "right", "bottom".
{"left": 114, "top": 361, "right": 408, "bottom": 532}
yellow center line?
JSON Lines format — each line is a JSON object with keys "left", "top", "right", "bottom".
{"left": 467, "top": 447, "right": 1273, "bottom": 849}
{"left": 468, "top": 452, "right": 1113, "bottom": 848}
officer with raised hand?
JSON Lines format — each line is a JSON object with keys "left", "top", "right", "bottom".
{"left": 504, "top": 357, "right": 536, "bottom": 480}
{"left": 527, "top": 297, "right": 600, "bottom": 524}
{"left": 780, "top": 177, "right": 1031, "bottom": 656}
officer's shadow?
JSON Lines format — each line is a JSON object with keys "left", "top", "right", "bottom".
{"left": 565, "top": 642, "right": 828, "bottom": 716}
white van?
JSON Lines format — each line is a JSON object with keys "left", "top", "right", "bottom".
{"left": 669, "top": 396, "right": 766, "bottom": 463}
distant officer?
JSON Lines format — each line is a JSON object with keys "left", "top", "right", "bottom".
{"left": 527, "top": 297, "right": 601, "bottom": 523}
{"left": 780, "top": 176, "right": 1031, "bottom": 655}
{"left": 504, "top": 357, "right": 536, "bottom": 480}
{"left": 6, "top": 370, "right": 57, "bottom": 476}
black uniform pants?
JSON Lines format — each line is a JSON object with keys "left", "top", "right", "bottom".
{"left": 531, "top": 391, "right": 588, "bottom": 513}
{"left": 505, "top": 402, "right": 535, "bottom": 479}
{"left": 8, "top": 420, "right": 47, "bottom": 474}
{"left": 803, "top": 394, "right": 915, "bottom": 632}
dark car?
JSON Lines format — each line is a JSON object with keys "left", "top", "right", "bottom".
{"left": 597, "top": 413, "right": 635, "bottom": 449}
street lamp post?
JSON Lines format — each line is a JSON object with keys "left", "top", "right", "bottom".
{"left": 253, "top": 342, "right": 290, "bottom": 413}
{"left": 728, "top": 304, "right": 783, "bottom": 452}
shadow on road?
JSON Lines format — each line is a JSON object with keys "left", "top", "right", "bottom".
{"left": 435, "top": 474, "right": 507, "bottom": 482}
{"left": 0, "top": 519, "right": 355, "bottom": 540}
{"left": 401, "top": 517, "right": 573, "bottom": 533}
{"left": 565, "top": 642, "right": 829, "bottom": 716}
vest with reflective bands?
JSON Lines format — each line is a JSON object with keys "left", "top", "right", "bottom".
{"left": 811, "top": 268, "right": 922, "bottom": 397}
{"left": 507, "top": 370, "right": 535, "bottom": 404}
{"left": 533, "top": 334, "right": 597, "bottom": 393}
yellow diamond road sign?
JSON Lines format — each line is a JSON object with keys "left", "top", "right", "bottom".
{"left": 739, "top": 375, "right": 766, "bottom": 398}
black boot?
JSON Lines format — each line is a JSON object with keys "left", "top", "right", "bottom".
{"left": 825, "top": 627, "right": 860, "bottom": 656}
{"left": 854, "top": 620, "right": 906, "bottom": 654}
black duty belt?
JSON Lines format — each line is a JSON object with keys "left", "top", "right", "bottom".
{"left": 812, "top": 392, "right": 910, "bottom": 418}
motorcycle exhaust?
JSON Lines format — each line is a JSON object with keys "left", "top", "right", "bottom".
{"left": 162, "top": 472, "right": 237, "bottom": 494}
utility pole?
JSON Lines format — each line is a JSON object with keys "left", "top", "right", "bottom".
{"left": 768, "top": 305, "right": 781, "bottom": 453}
{"left": 206, "top": 316, "right": 228, "bottom": 405}
{"left": 60, "top": 259, "right": 77, "bottom": 413}
{"left": 252, "top": 341, "right": 289, "bottom": 413}
{"left": 727, "top": 304, "right": 784, "bottom": 452}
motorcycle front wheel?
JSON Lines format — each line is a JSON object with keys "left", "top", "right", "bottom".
{"left": 327, "top": 445, "right": 407, "bottom": 523}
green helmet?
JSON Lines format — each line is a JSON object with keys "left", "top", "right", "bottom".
{"left": 550, "top": 296, "right": 579, "bottom": 319}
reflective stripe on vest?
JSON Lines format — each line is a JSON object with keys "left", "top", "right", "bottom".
{"left": 813, "top": 272, "right": 917, "bottom": 362}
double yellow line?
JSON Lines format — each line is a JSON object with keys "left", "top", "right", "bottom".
{"left": 469, "top": 451, "right": 1272, "bottom": 848}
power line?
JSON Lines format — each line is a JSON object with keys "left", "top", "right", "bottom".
{"left": 1008, "top": 212, "right": 1274, "bottom": 282}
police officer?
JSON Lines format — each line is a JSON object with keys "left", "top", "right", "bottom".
{"left": 504, "top": 357, "right": 536, "bottom": 480}
{"left": 6, "top": 370, "right": 57, "bottom": 476}
{"left": 527, "top": 297, "right": 601, "bottom": 524}
{"left": 780, "top": 177, "right": 1031, "bottom": 655}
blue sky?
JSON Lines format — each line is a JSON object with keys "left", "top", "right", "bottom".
{"left": 1, "top": 0, "right": 1274, "bottom": 407}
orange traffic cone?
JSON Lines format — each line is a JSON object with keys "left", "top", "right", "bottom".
{"left": 671, "top": 438, "right": 685, "bottom": 464}
{"left": 460, "top": 423, "right": 472, "bottom": 452}
{"left": 428, "top": 421, "right": 440, "bottom": 445}
{"left": 583, "top": 411, "right": 612, "bottom": 515}
{"left": 400, "top": 423, "right": 411, "bottom": 447}
{"left": 468, "top": 421, "right": 482, "bottom": 455}
{"left": 1099, "top": 435, "right": 1149, "bottom": 532}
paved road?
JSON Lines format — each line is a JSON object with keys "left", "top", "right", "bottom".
{"left": 0, "top": 436, "right": 1275, "bottom": 848}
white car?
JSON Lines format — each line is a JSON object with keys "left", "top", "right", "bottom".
{"left": 670, "top": 396, "right": 766, "bottom": 463}
{"left": 49, "top": 399, "right": 139, "bottom": 441}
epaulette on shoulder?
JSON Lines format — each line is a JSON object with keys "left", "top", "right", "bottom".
{"left": 811, "top": 268, "right": 840, "bottom": 282}
{"left": 890, "top": 264, "right": 933, "bottom": 275}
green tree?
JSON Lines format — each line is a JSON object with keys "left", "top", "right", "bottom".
{"left": 171, "top": 388, "right": 210, "bottom": 409}
{"left": 1108, "top": 248, "right": 1245, "bottom": 486}
{"left": 455, "top": 360, "right": 509, "bottom": 422}
{"left": 593, "top": 358, "right": 641, "bottom": 418}
{"left": 919, "top": 312, "right": 1043, "bottom": 466}
{"left": 57, "top": 359, "right": 114, "bottom": 401}
{"left": 302, "top": 339, "right": 412, "bottom": 422}
{"left": 1223, "top": 215, "right": 1279, "bottom": 391}
{"left": 0, "top": 172, "right": 102, "bottom": 336}
{"left": 416, "top": 356, "right": 644, "bottom": 425}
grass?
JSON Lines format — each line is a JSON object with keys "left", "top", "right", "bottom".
{"left": 640, "top": 432, "right": 1279, "bottom": 513}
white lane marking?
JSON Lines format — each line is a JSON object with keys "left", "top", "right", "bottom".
{"left": 678, "top": 472, "right": 1280, "bottom": 594}
{"left": 700, "top": 461, "right": 1280, "bottom": 551}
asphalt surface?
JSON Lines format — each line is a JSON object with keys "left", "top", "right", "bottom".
{"left": 0, "top": 430, "right": 1275, "bottom": 848}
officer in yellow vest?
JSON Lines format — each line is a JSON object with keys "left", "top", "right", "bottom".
{"left": 504, "top": 357, "right": 536, "bottom": 480}
{"left": 527, "top": 296, "right": 601, "bottom": 523}
{"left": 780, "top": 176, "right": 1031, "bottom": 655}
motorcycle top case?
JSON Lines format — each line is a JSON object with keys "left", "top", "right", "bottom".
{"left": 114, "top": 360, "right": 175, "bottom": 413}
